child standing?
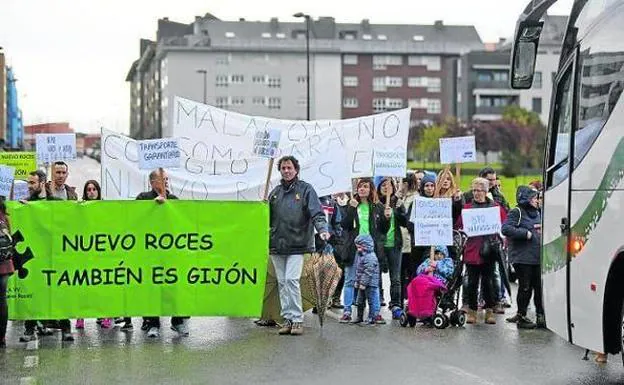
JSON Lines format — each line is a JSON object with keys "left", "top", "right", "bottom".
{"left": 352, "top": 235, "right": 381, "bottom": 325}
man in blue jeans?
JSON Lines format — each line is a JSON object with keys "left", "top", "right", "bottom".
{"left": 269, "top": 156, "right": 330, "bottom": 336}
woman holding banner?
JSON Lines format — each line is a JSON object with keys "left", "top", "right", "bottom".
{"left": 339, "top": 178, "right": 389, "bottom": 324}
{"left": 376, "top": 177, "right": 408, "bottom": 319}
{"left": 455, "top": 178, "right": 507, "bottom": 325}
{"left": 435, "top": 169, "right": 464, "bottom": 259}
{"left": 0, "top": 197, "right": 14, "bottom": 348}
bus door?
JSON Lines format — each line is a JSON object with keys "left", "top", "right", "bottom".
{"left": 543, "top": 49, "right": 578, "bottom": 344}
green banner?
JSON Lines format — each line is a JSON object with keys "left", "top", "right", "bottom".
{"left": 6, "top": 200, "right": 269, "bottom": 319}
{"left": 0, "top": 152, "right": 37, "bottom": 180}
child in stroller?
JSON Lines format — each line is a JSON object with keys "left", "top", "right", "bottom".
{"left": 399, "top": 232, "right": 468, "bottom": 328}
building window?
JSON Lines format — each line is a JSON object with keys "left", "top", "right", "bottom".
{"left": 427, "top": 77, "right": 441, "bottom": 93}
{"left": 408, "top": 55, "right": 441, "bottom": 71}
{"left": 261, "top": 32, "right": 271, "bottom": 38}
{"left": 533, "top": 71, "right": 543, "bottom": 88}
{"left": 268, "top": 97, "right": 281, "bottom": 109}
{"left": 343, "top": 55, "right": 358, "bottom": 65}
{"left": 477, "top": 72, "right": 493, "bottom": 82}
{"left": 231, "top": 97, "right": 244, "bottom": 106}
{"left": 216, "top": 75, "right": 229, "bottom": 87}
{"left": 373, "top": 77, "right": 386, "bottom": 92}
{"left": 532, "top": 97, "right": 542, "bottom": 114}
{"left": 387, "top": 77, "right": 402, "bottom": 87}
{"left": 427, "top": 99, "right": 441, "bottom": 114}
{"left": 412, "top": 35, "right": 424, "bottom": 42}
{"left": 408, "top": 77, "right": 426, "bottom": 87}
{"left": 373, "top": 55, "right": 402, "bottom": 69}
{"left": 343, "top": 76, "right": 358, "bottom": 87}
{"left": 230, "top": 75, "right": 244, "bottom": 84}
{"left": 362, "top": 34, "right": 372, "bottom": 40}
{"left": 252, "top": 97, "right": 265, "bottom": 106}
{"left": 297, "top": 76, "right": 307, "bottom": 83}
{"left": 216, "top": 55, "right": 231, "bottom": 65}
{"left": 387, "top": 98, "right": 403, "bottom": 109}
{"left": 216, "top": 97, "right": 229, "bottom": 108}
{"left": 408, "top": 98, "right": 427, "bottom": 109}
{"left": 252, "top": 75, "right": 265, "bottom": 84}
{"left": 276, "top": 32, "right": 286, "bottom": 39}
{"left": 343, "top": 98, "right": 359, "bottom": 108}
{"left": 297, "top": 97, "right": 308, "bottom": 107}
{"left": 493, "top": 71, "right": 509, "bottom": 82}
{"left": 268, "top": 76, "right": 281, "bottom": 88}
{"left": 372, "top": 98, "right": 385, "bottom": 113}
{"left": 377, "top": 34, "right": 388, "bottom": 41}
{"left": 225, "top": 32, "right": 236, "bottom": 38}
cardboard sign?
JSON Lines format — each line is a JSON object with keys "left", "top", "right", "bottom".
{"left": 411, "top": 197, "right": 453, "bottom": 246}
{"left": 373, "top": 150, "right": 407, "bottom": 178}
{"left": 439, "top": 136, "right": 476, "bottom": 164}
{"left": 0, "top": 152, "right": 36, "bottom": 180}
{"left": 36, "top": 134, "right": 77, "bottom": 164}
{"left": 137, "top": 138, "right": 181, "bottom": 170}
{"left": 253, "top": 128, "right": 281, "bottom": 158}
{"left": 0, "top": 165, "right": 15, "bottom": 197}
{"left": 461, "top": 206, "right": 501, "bottom": 237}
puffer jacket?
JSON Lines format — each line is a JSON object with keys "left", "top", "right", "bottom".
{"left": 354, "top": 235, "right": 380, "bottom": 288}
{"left": 501, "top": 186, "right": 541, "bottom": 265}
{"left": 269, "top": 178, "right": 328, "bottom": 255}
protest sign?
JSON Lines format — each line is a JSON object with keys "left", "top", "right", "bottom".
{"left": 253, "top": 128, "right": 281, "bottom": 158}
{"left": 461, "top": 206, "right": 502, "bottom": 237}
{"left": 0, "top": 165, "right": 15, "bottom": 197}
{"left": 137, "top": 138, "right": 181, "bottom": 170}
{"left": 101, "top": 97, "right": 410, "bottom": 201}
{"left": 439, "top": 136, "right": 476, "bottom": 164}
{"left": 6, "top": 200, "right": 269, "bottom": 319}
{"left": 411, "top": 197, "right": 453, "bottom": 246}
{"left": 36, "top": 134, "right": 77, "bottom": 164}
{"left": 373, "top": 150, "right": 407, "bottom": 178}
{"left": 12, "top": 180, "right": 29, "bottom": 201}
{"left": 0, "top": 152, "right": 36, "bottom": 180}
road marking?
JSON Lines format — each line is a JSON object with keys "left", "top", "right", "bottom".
{"left": 438, "top": 364, "right": 497, "bottom": 385}
{"left": 23, "top": 355, "right": 39, "bottom": 368}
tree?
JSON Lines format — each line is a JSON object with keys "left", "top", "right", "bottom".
{"left": 502, "top": 105, "right": 546, "bottom": 168}
{"left": 415, "top": 124, "right": 447, "bottom": 163}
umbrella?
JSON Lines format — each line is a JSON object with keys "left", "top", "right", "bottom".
{"left": 260, "top": 255, "right": 315, "bottom": 323}
{"left": 302, "top": 244, "right": 343, "bottom": 327}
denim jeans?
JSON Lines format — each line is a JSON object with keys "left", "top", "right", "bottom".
{"left": 356, "top": 286, "right": 380, "bottom": 320}
{"left": 271, "top": 254, "right": 305, "bottom": 323}
{"left": 342, "top": 255, "right": 359, "bottom": 314}
{"left": 384, "top": 247, "right": 402, "bottom": 308}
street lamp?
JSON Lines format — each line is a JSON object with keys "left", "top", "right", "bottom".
{"left": 294, "top": 12, "right": 311, "bottom": 121}
{"left": 196, "top": 69, "right": 207, "bottom": 104}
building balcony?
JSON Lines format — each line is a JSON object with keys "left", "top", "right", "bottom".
{"left": 473, "top": 80, "right": 510, "bottom": 89}
{"left": 475, "top": 105, "right": 507, "bottom": 115}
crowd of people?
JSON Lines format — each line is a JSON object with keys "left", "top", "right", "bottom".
{"left": 0, "top": 156, "right": 546, "bottom": 346}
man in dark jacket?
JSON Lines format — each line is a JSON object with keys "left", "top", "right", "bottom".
{"left": 20, "top": 170, "right": 73, "bottom": 342}
{"left": 46, "top": 161, "right": 78, "bottom": 200}
{"left": 135, "top": 169, "right": 190, "bottom": 338}
{"left": 464, "top": 167, "right": 510, "bottom": 213}
{"left": 502, "top": 186, "right": 544, "bottom": 329}
{"left": 269, "top": 156, "right": 329, "bottom": 336}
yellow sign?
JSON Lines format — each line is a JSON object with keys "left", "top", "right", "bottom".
{"left": 0, "top": 152, "right": 37, "bottom": 180}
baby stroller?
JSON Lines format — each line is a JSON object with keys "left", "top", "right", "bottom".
{"left": 399, "top": 230, "right": 468, "bottom": 329}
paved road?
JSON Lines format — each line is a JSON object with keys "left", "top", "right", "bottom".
{"left": 3, "top": 157, "right": 622, "bottom": 384}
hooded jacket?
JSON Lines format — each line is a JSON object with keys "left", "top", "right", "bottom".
{"left": 354, "top": 235, "right": 380, "bottom": 288}
{"left": 269, "top": 178, "right": 328, "bottom": 255}
{"left": 501, "top": 186, "right": 541, "bottom": 265}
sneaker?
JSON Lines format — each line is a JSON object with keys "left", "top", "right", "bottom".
{"left": 502, "top": 300, "right": 512, "bottom": 308}
{"left": 20, "top": 330, "right": 37, "bottom": 342}
{"left": 290, "top": 322, "right": 303, "bottom": 336}
{"left": 101, "top": 318, "right": 112, "bottom": 329}
{"left": 391, "top": 307, "right": 402, "bottom": 320}
{"left": 120, "top": 321, "right": 134, "bottom": 331}
{"left": 75, "top": 319, "right": 85, "bottom": 329}
{"left": 339, "top": 313, "right": 352, "bottom": 324}
{"left": 36, "top": 325, "right": 53, "bottom": 336}
{"left": 62, "top": 332, "right": 75, "bottom": 342}
{"left": 367, "top": 318, "right": 377, "bottom": 326}
{"left": 146, "top": 327, "right": 160, "bottom": 338}
{"left": 278, "top": 320, "right": 293, "bottom": 335}
{"left": 494, "top": 304, "right": 506, "bottom": 314}
{"left": 374, "top": 315, "right": 386, "bottom": 325}
{"left": 517, "top": 316, "right": 537, "bottom": 329}
{"left": 171, "top": 321, "right": 189, "bottom": 337}
{"left": 506, "top": 314, "right": 522, "bottom": 323}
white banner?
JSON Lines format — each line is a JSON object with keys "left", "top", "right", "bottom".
{"left": 439, "top": 136, "right": 476, "bottom": 164}
{"left": 137, "top": 138, "right": 181, "bottom": 170}
{"left": 101, "top": 98, "right": 409, "bottom": 200}
{"left": 411, "top": 197, "right": 453, "bottom": 246}
{"left": 461, "top": 206, "right": 502, "bottom": 237}
{"left": 373, "top": 150, "right": 407, "bottom": 178}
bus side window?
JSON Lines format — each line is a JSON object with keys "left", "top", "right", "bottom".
{"left": 546, "top": 66, "right": 574, "bottom": 189}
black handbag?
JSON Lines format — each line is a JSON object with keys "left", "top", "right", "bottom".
{"left": 480, "top": 235, "right": 501, "bottom": 262}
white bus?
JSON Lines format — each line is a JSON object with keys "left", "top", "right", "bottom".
{"left": 511, "top": 0, "right": 624, "bottom": 363}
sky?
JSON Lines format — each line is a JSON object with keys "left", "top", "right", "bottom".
{"left": 0, "top": 0, "right": 574, "bottom": 134}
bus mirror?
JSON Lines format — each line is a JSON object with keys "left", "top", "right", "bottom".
{"left": 511, "top": 21, "right": 544, "bottom": 89}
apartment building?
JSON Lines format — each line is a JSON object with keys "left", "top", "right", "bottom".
{"left": 126, "top": 14, "right": 483, "bottom": 139}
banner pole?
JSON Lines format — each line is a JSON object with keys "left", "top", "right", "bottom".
{"left": 455, "top": 164, "right": 461, "bottom": 185}
{"left": 263, "top": 158, "right": 275, "bottom": 201}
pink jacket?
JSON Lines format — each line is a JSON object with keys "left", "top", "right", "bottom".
{"left": 406, "top": 274, "right": 447, "bottom": 319}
